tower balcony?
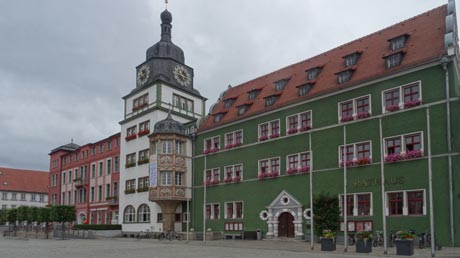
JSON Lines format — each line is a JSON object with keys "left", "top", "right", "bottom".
{"left": 106, "top": 196, "right": 118, "bottom": 206}
{"left": 149, "top": 186, "right": 189, "bottom": 202}
{"left": 73, "top": 177, "right": 88, "bottom": 188}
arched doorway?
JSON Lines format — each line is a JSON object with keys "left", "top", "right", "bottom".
{"left": 278, "top": 212, "right": 295, "bottom": 238}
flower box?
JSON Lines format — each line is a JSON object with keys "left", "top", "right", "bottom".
{"left": 356, "top": 239, "right": 373, "bottom": 253}
{"left": 258, "top": 173, "right": 268, "bottom": 180}
{"left": 270, "top": 171, "right": 279, "bottom": 177}
{"left": 403, "top": 150, "right": 423, "bottom": 160}
{"left": 404, "top": 100, "right": 421, "bottom": 109}
{"left": 286, "top": 168, "right": 298, "bottom": 175}
{"left": 340, "top": 115, "right": 354, "bottom": 123}
{"left": 356, "top": 157, "right": 372, "bottom": 166}
{"left": 394, "top": 239, "right": 414, "bottom": 256}
{"left": 386, "top": 104, "right": 400, "bottom": 112}
{"left": 299, "top": 166, "right": 310, "bottom": 173}
{"left": 258, "top": 135, "right": 268, "bottom": 141}
{"left": 340, "top": 160, "right": 355, "bottom": 167}
{"left": 203, "top": 148, "right": 219, "bottom": 155}
{"left": 224, "top": 144, "right": 233, "bottom": 149}
{"left": 287, "top": 128, "right": 298, "bottom": 135}
{"left": 385, "top": 153, "right": 403, "bottom": 163}
{"left": 137, "top": 159, "right": 149, "bottom": 165}
{"left": 269, "top": 134, "right": 280, "bottom": 139}
{"left": 125, "top": 162, "right": 136, "bottom": 168}
{"left": 204, "top": 179, "right": 211, "bottom": 186}
{"left": 320, "top": 237, "right": 336, "bottom": 251}
{"left": 357, "top": 112, "right": 371, "bottom": 119}
{"left": 137, "top": 130, "right": 150, "bottom": 137}
{"left": 224, "top": 177, "right": 233, "bottom": 183}
{"left": 299, "top": 125, "right": 312, "bottom": 132}
{"left": 233, "top": 142, "right": 242, "bottom": 147}
{"left": 132, "top": 103, "right": 147, "bottom": 112}
{"left": 233, "top": 176, "right": 241, "bottom": 183}
{"left": 124, "top": 189, "right": 135, "bottom": 194}
{"left": 136, "top": 187, "right": 149, "bottom": 193}
{"left": 212, "top": 179, "right": 220, "bottom": 185}
{"left": 125, "top": 134, "right": 137, "bottom": 141}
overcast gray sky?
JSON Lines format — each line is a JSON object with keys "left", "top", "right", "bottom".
{"left": 0, "top": 0, "right": 453, "bottom": 171}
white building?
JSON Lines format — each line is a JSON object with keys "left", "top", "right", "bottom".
{"left": 0, "top": 167, "right": 48, "bottom": 210}
{"left": 119, "top": 8, "right": 205, "bottom": 233}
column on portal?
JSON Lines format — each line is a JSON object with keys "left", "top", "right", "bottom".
{"left": 273, "top": 221, "right": 279, "bottom": 238}
{"left": 294, "top": 208, "right": 303, "bottom": 238}
{"left": 157, "top": 200, "right": 181, "bottom": 232}
{"left": 266, "top": 211, "right": 274, "bottom": 238}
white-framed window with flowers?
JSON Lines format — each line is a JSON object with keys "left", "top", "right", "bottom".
{"left": 258, "top": 157, "right": 280, "bottom": 180}
{"left": 338, "top": 141, "right": 372, "bottom": 167}
{"left": 383, "top": 131, "right": 423, "bottom": 162}
{"left": 224, "top": 164, "right": 243, "bottom": 183}
{"left": 258, "top": 119, "right": 280, "bottom": 141}
{"left": 203, "top": 136, "right": 220, "bottom": 154}
{"left": 204, "top": 168, "right": 220, "bottom": 186}
{"left": 286, "top": 110, "right": 312, "bottom": 135}
{"left": 205, "top": 203, "right": 220, "bottom": 220}
{"left": 138, "top": 120, "right": 150, "bottom": 137}
{"left": 382, "top": 81, "right": 422, "bottom": 113}
{"left": 225, "top": 130, "right": 243, "bottom": 149}
{"left": 286, "top": 152, "right": 311, "bottom": 175}
{"left": 386, "top": 189, "right": 426, "bottom": 216}
{"left": 338, "top": 95, "right": 371, "bottom": 123}
{"left": 224, "top": 201, "right": 244, "bottom": 219}
{"left": 125, "top": 126, "right": 137, "bottom": 141}
{"left": 339, "top": 192, "right": 373, "bottom": 217}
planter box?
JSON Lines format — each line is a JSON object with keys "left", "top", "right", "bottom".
{"left": 356, "top": 239, "right": 373, "bottom": 253}
{"left": 394, "top": 239, "right": 414, "bottom": 256}
{"left": 320, "top": 238, "right": 336, "bottom": 251}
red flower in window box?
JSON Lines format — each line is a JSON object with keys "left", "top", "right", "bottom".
{"left": 286, "top": 168, "right": 298, "bottom": 175}
{"left": 258, "top": 135, "right": 268, "bottom": 141}
{"left": 224, "top": 144, "right": 233, "bottom": 149}
{"left": 356, "top": 157, "right": 372, "bottom": 165}
{"left": 403, "top": 150, "right": 423, "bottom": 160}
{"left": 299, "top": 166, "right": 310, "bottom": 173}
{"left": 125, "top": 134, "right": 137, "bottom": 141}
{"left": 299, "top": 125, "right": 312, "bottom": 132}
{"left": 137, "top": 130, "right": 150, "bottom": 137}
{"left": 339, "top": 160, "right": 356, "bottom": 167}
{"left": 234, "top": 142, "right": 242, "bottom": 147}
{"left": 212, "top": 179, "right": 219, "bottom": 185}
{"left": 233, "top": 176, "right": 241, "bottom": 182}
{"left": 224, "top": 177, "right": 233, "bottom": 183}
{"left": 269, "top": 171, "right": 279, "bottom": 178}
{"left": 384, "top": 153, "right": 403, "bottom": 163}
{"left": 204, "top": 179, "right": 211, "bottom": 186}
{"left": 404, "top": 100, "right": 421, "bottom": 109}
{"left": 203, "top": 148, "right": 219, "bottom": 155}
{"left": 258, "top": 172, "right": 268, "bottom": 180}
{"left": 386, "top": 104, "right": 400, "bottom": 112}
{"left": 269, "top": 133, "right": 280, "bottom": 139}
{"left": 357, "top": 112, "right": 371, "bottom": 119}
{"left": 340, "top": 115, "right": 354, "bottom": 123}
{"left": 287, "top": 128, "right": 298, "bottom": 135}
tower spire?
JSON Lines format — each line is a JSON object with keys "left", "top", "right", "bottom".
{"left": 165, "top": 0, "right": 168, "bottom": 10}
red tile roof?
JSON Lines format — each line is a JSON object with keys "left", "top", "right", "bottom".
{"left": 199, "top": 5, "right": 447, "bottom": 132}
{"left": 0, "top": 167, "right": 49, "bottom": 193}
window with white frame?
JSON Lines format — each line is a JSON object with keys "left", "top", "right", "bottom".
{"left": 162, "top": 140, "right": 173, "bottom": 154}
{"left": 344, "top": 52, "right": 361, "bottom": 67}
{"left": 265, "top": 95, "right": 279, "bottom": 107}
{"left": 287, "top": 111, "right": 312, "bottom": 134}
{"left": 138, "top": 149, "right": 149, "bottom": 164}
{"left": 124, "top": 205, "right": 136, "bottom": 222}
{"left": 286, "top": 152, "right": 311, "bottom": 174}
{"left": 205, "top": 168, "right": 220, "bottom": 184}
{"left": 390, "top": 35, "right": 407, "bottom": 51}
{"left": 383, "top": 81, "right": 421, "bottom": 112}
{"left": 137, "top": 204, "right": 150, "bottom": 223}
{"left": 339, "top": 192, "right": 372, "bottom": 216}
{"left": 306, "top": 67, "right": 321, "bottom": 80}
{"left": 125, "top": 179, "right": 135, "bottom": 191}
{"left": 237, "top": 104, "right": 250, "bottom": 115}
{"left": 386, "top": 189, "right": 425, "bottom": 216}
{"left": 133, "top": 94, "right": 148, "bottom": 111}
{"left": 138, "top": 120, "right": 150, "bottom": 136}
{"left": 339, "top": 141, "right": 372, "bottom": 167}
{"left": 175, "top": 172, "right": 184, "bottom": 186}
{"left": 274, "top": 79, "right": 289, "bottom": 91}
{"left": 337, "top": 70, "right": 353, "bottom": 84}
{"left": 248, "top": 89, "right": 261, "bottom": 100}
{"left": 224, "top": 98, "right": 236, "bottom": 108}
{"left": 225, "top": 201, "right": 243, "bottom": 219}
{"left": 338, "top": 95, "right": 371, "bottom": 123}
{"left": 138, "top": 176, "right": 149, "bottom": 190}
{"left": 160, "top": 171, "right": 172, "bottom": 186}
{"left": 175, "top": 141, "right": 184, "bottom": 155}
{"left": 298, "top": 83, "right": 314, "bottom": 96}
{"left": 384, "top": 132, "right": 423, "bottom": 161}
{"left": 204, "top": 136, "right": 220, "bottom": 153}
{"left": 258, "top": 120, "right": 280, "bottom": 141}
{"left": 205, "top": 203, "right": 220, "bottom": 220}
{"left": 224, "top": 164, "right": 243, "bottom": 183}
{"left": 173, "top": 94, "right": 194, "bottom": 112}
{"left": 225, "top": 130, "right": 243, "bottom": 148}
{"left": 259, "top": 157, "right": 280, "bottom": 175}
{"left": 385, "top": 53, "right": 403, "bottom": 68}
{"left": 126, "top": 126, "right": 137, "bottom": 139}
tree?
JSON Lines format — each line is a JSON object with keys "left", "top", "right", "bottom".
{"left": 28, "top": 207, "right": 39, "bottom": 237}
{"left": 16, "top": 206, "right": 30, "bottom": 238}
{"left": 50, "top": 205, "right": 76, "bottom": 239}
{"left": 37, "top": 207, "right": 51, "bottom": 239}
{"left": 313, "top": 193, "right": 340, "bottom": 237}
{"left": 0, "top": 209, "right": 6, "bottom": 225}
{"left": 6, "top": 208, "right": 18, "bottom": 237}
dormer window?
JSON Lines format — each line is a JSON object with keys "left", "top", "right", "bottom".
{"left": 384, "top": 52, "right": 404, "bottom": 68}
{"left": 344, "top": 52, "right": 361, "bottom": 67}
{"left": 337, "top": 70, "right": 353, "bottom": 84}
{"left": 265, "top": 95, "right": 279, "bottom": 107}
{"left": 390, "top": 35, "right": 407, "bottom": 51}
{"left": 237, "top": 105, "right": 250, "bottom": 115}
{"left": 274, "top": 79, "right": 289, "bottom": 91}
{"left": 224, "top": 98, "right": 236, "bottom": 108}
{"left": 306, "top": 67, "right": 321, "bottom": 80}
{"left": 248, "top": 89, "right": 261, "bottom": 100}
{"left": 298, "top": 83, "right": 314, "bottom": 96}
{"left": 214, "top": 113, "right": 225, "bottom": 123}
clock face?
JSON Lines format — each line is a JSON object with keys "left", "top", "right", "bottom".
{"left": 173, "top": 65, "right": 192, "bottom": 87}
{"left": 137, "top": 65, "right": 150, "bottom": 86}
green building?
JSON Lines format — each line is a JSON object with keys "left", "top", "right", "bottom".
{"left": 191, "top": 3, "right": 460, "bottom": 247}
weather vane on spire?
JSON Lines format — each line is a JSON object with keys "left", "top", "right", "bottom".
{"left": 165, "top": 0, "right": 168, "bottom": 9}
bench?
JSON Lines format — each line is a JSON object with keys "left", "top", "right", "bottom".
{"left": 224, "top": 233, "right": 243, "bottom": 240}
{"left": 243, "top": 231, "right": 258, "bottom": 240}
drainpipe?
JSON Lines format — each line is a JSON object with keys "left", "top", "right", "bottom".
{"left": 343, "top": 125, "right": 348, "bottom": 252}
{"left": 427, "top": 108, "right": 435, "bottom": 257}
{"left": 379, "top": 118, "right": 388, "bottom": 255}
{"left": 309, "top": 132, "right": 314, "bottom": 250}
{"left": 203, "top": 155, "right": 207, "bottom": 243}
{"left": 441, "top": 57, "right": 454, "bottom": 247}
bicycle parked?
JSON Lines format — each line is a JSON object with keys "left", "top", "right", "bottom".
{"left": 347, "top": 233, "right": 355, "bottom": 246}
{"left": 373, "top": 230, "right": 384, "bottom": 247}
{"left": 418, "top": 230, "right": 442, "bottom": 250}
{"left": 159, "top": 231, "right": 184, "bottom": 241}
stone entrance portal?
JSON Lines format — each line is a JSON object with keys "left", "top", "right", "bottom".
{"left": 264, "top": 190, "right": 303, "bottom": 239}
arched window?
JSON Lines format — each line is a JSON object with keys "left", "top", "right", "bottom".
{"left": 124, "top": 205, "right": 136, "bottom": 223}
{"left": 138, "top": 204, "right": 151, "bottom": 223}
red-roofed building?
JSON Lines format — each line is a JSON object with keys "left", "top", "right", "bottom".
{"left": 191, "top": 2, "right": 460, "bottom": 248}
{"left": 0, "top": 167, "right": 48, "bottom": 210}
{"left": 49, "top": 133, "right": 120, "bottom": 225}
